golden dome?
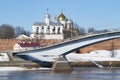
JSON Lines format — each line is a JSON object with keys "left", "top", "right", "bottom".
{"left": 57, "top": 13, "right": 66, "bottom": 21}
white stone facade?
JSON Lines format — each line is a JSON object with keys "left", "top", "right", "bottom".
{"left": 32, "top": 25, "right": 63, "bottom": 34}
{"left": 31, "top": 34, "right": 64, "bottom": 40}
{"left": 30, "top": 12, "right": 73, "bottom": 40}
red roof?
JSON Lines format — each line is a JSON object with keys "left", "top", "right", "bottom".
{"left": 18, "top": 42, "right": 40, "bottom": 47}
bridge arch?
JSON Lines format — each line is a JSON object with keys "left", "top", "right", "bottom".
{"left": 16, "top": 31, "right": 120, "bottom": 59}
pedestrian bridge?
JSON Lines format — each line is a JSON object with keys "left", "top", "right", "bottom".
{"left": 16, "top": 31, "right": 120, "bottom": 61}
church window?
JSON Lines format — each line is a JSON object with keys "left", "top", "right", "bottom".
{"left": 58, "top": 27, "right": 60, "bottom": 34}
{"left": 65, "top": 24, "right": 67, "bottom": 29}
{"left": 36, "top": 27, "right": 39, "bottom": 34}
{"left": 46, "top": 26, "right": 50, "bottom": 34}
{"left": 41, "top": 26, "right": 44, "bottom": 34}
{"left": 52, "top": 26, "right": 55, "bottom": 34}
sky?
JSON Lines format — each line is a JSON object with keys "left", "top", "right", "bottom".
{"left": 0, "top": 0, "right": 120, "bottom": 32}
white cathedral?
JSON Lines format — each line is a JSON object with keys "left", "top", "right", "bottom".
{"left": 30, "top": 11, "right": 73, "bottom": 40}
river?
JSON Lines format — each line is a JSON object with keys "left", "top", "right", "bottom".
{"left": 0, "top": 68, "right": 120, "bottom": 80}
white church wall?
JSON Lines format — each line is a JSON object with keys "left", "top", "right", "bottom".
{"left": 30, "top": 34, "right": 64, "bottom": 40}
{"left": 39, "top": 26, "right": 41, "bottom": 33}
{"left": 50, "top": 26, "right": 53, "bottom": 34}
{"left": 32, "top": 25, "right": 37, "bottom": 33}
{"left": 31, "top": 12, "right": 73, "bottom": 40}
{"left": 44, "top": 34, "right": 64, "bottom": 39}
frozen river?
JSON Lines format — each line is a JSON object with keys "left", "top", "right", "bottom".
{"left": 0, "top": 68, "right": 120, "bottom": 80}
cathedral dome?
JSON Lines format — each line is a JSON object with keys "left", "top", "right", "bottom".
{"left": 57, "top": 13, "right": 66, "bottom": 21}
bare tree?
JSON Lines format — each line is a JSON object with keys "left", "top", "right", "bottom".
{"left": 78, "top": 27, "right": 86, "bottom": 35}
{"left": 73, "top": 23, "right": 86, "bottom": 36}
{"left": 88, "top": 27, "right": 95, "bottom": 33}
{"left": 0, "top": 24, "right": 14, "bottom": 39}
{"left": 14, "top": 26, "right": 30, "bottom": 37}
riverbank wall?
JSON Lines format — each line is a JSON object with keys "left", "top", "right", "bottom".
{"left": 70, "top": 61, "right": 120, "bottom": 68}
{"left": 0, "top": 61, "right": 41, "bottom": 68}
{"left": 0, "top": 61, "right": 120, "bottom": 69}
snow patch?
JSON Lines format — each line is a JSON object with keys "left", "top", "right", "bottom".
{"left": 0, "top": 67, "right": 50, "bottom": 71}
{"left": 0, "top": 53, "right": 9, "bottom": 61}
{"left": 66, "top": 50, "right": 120, "bottom": 61}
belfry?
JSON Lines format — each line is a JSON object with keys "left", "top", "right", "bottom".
{"left": 30, "top": 10, "right": 73, "bottom": 40}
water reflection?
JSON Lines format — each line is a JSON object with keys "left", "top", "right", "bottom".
{"left": 0, "top": 68, "right": 120, "bottom": 80}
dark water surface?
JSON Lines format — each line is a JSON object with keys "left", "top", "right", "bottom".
{"left": 0, "top": 68, "right": 120, "bottom": 80}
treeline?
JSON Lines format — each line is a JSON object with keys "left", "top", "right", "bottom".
{"left": 72, "top": 23, "right": 106, "bottom": 36}
{"left": 0, "top": 24, "right": 30, "bottom": 39}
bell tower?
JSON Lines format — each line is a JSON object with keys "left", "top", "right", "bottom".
{"left": 45, "top": 9, "right": 50, "bottom": 25}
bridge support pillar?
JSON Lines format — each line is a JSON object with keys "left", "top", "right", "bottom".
{"left": 51, "top": 56, "right": 73, "bottom": 71}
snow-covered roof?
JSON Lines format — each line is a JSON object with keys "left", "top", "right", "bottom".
{"left": 16, "top": 34, "right": 30, "bottom": 40}
{"left": 33, "top": 22, "right": 62, "bottom": 26}
{"left": 18, "top": 42, "right": 41, "bottom": 47}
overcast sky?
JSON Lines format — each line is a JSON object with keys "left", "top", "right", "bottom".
{"left": 0, "top": 0, "right": 120, "bottom": 31}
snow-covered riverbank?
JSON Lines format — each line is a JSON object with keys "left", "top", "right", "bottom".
{"left": 0, "top": 67, "right": 50, "bottom": 71}
{"left": 1, "top": 50, "right": 120, "bottom": 62}
{"left": 1, "top": 50, "right": 120, "bottom": 71}
{"left": 0, "top": 53, "right": 9, "bottom": 61}
{"left": 66, "top": 50, "right": 120, "bottom": 61}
